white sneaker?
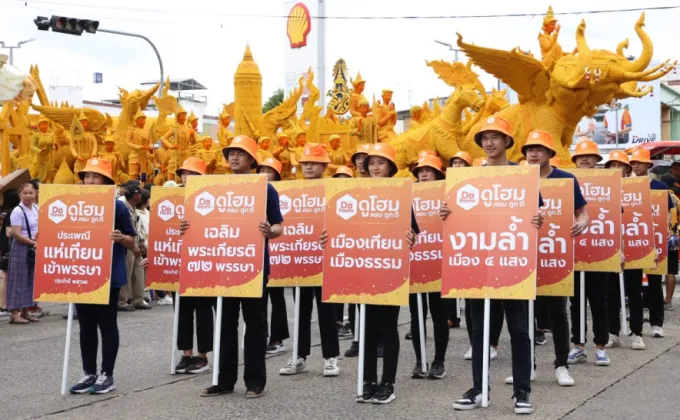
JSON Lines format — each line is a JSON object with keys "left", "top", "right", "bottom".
{"left": 567, "top": 347, "right": 587, "bottom": 364}
{"left": 279, "top": 357, "right": 307, "bottom": 375}
{"left": 490, "top": 347, "right": 498, "bottom": 361}
{"left": 643, "top": 308, "right": 650, "bottom": 322}
{"left": 323, "top": 357, "right": 339, "bottom": 377}
{"left": 631, "top": 334, "right": 646, "bottom": 350}
{"left": 652, "top": 326, "right": 664, "bottom": 338}
{"left": 555, "top": 366, "right": 575, "bottom": 387}
{"left": 156, "top": 295, "right": 173, "bottom": 306}
{"left": 464, "top": 347, "right": 472, "bottom": 360}
{"left": 605, "top": 334, "right": 621, "bottom": 348}
{"left": 505, "top": 371, "right": 536, "bottom": 385}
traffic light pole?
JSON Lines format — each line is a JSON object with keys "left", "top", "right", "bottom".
{"left": 98, "top": 29, "right": 164, "bottom": 97}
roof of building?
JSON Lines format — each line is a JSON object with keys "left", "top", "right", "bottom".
{"left": 141, "top": 78, "right": 207, "bottom": 91}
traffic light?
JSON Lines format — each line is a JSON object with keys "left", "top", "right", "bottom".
{"left": 33, "top": 15, "right": 99, "bottom": 36}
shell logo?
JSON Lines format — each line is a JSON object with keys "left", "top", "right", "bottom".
{"left": 287, "top": 2, "right": 312, "bottom": 49}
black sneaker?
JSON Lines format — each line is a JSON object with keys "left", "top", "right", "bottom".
{"left": 118, "top": 305, "right": 135, "bottom": 312}
{"left": 266, "top": 342, "right": 286, "bottom": 354}
{"left": 377, "top": 344, "right": 384, "bottom": 358}
{"left": 535, "top": 330, "right": 547, "bottom": 345}
{"left": 338, "top": 324, "right": 353, "bottom": 339}
{"left": 200, "top": 385, "right": 233, "bottom": 397}
{"left": 175, "top": 355, "right": 194, "bottom": 374}
{"left": 357, "top": 381, "right": 377, "bottom": 403}
{"left": 344, "top": 342, "right": 359, "bottom": 358}
{"left": 513, "top": 390, "right": 534, "bottom": 414}
{"left": 69, "top": 374, "right": 96, "bottom": 394}
{"left": 245, "top": 386, "right": 264, "bottom": 398}
{"left": 187, "top": 356, "right": 209, "bottom": 374}
{"left": 411, "top": 361, "right": 428, "bottom": 379}
{"left": 372, "top": 382, "right": 396, "bottom": 404}
{"left": 453, "top": 388, "right": 483, "bottom": 410}
{"left": 428, "top": 360, "right": 446, "bottom": 379}
{"left": 90, "top": 374, "right": 115, "bottom": 394}
{"left": 405, "top": 331, "right": 412, "bottom": 340}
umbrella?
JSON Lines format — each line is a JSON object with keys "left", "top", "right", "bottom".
{"left": 625, "top": 141, "right": 680, "bottom": 158}
{"left": 0, "top": 168, "right": 30, "bottom": 206}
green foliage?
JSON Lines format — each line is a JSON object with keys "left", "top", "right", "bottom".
{"left": 262, "top": 88, "right": 284, "bottom": 113}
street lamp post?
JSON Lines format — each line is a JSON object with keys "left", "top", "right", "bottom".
{"left": 0, "top": 38, "right": 36, "bottom": 65}
{"left": 434, "top": 39, "right": 462, "bottom": 62}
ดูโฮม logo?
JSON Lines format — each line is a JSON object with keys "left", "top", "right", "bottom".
{"left": 456, "top": 184, "right": 480, "bottom": 211}
{"left": 48, "top": 200, "right": 67, "bottom": 224}
{"left": 194, "top": 191, "right": 215, "bottom": 216}
{"left": 336, "top": 194, "right": 358, "bottom": 220}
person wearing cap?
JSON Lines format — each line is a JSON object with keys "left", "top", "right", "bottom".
{"left": 350, "top": 143, "right": 372, "bottom": 179}
{"left": 320, "top": 143, "right": 418, "bottom": 404}
{"left": 69, "top": 158, "right": 137, "bottom": 395}
{"left": 523, "top": 130, "right": 589, "bottom": 386}
{"left": 173, "top": 157, "right": 216, "bottom": 375}
{"left": 258, "top": 157, "right": 283, "bottom": 183}
{"left": 659, "top": 172, "right": 680, "bottom": 311}
{"left": 187, "top": 135, "right": 283, "bottom": 398}
{"left": 126, "top": 110, "right": 153, "bottom": 181}
{"left": 567, "top": 139, "right": 612, "bottom": 367}
{"left": 332, "top": 165, "right": 354, "bottom": 178}
{"left": 446, "top": 116, "right": 543, "bottom": 414}
{"left": 630, "top": 148, "right": 673, "bottom": 339}
{"left": 279, "top": 143, "right": 340, "bottom": 377}
{"left": 450, "top": 151, "right": 472, "bottom": 168}
{"left": 408, "top": 155, "right": 449, "bottom": 380}
{"left": 603, "top": 150, "right": 647, "bottom": 351}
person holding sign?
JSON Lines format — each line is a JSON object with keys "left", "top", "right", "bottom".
{"left": 279, "top": 143, "right": 341, "bottom": 377}
{"left": 568, "top": 139, "right": 612, "bottom": 367}
{"left": 186, "top": 135, "right": 283, "bottom": 399}
{"left": 69, "top": 158, "right": 137, "bottom": 395}
{"left": 333, "top": 165, "right": 354, "bottom": 179}
{"left": 630, "top": 148, "right": 672, "bottom": 339}
{"left": 523, "top": 130, "right": 589, "bottom": 387}
{"left": 258, "top": 157, "right": 283, "bottom": 183}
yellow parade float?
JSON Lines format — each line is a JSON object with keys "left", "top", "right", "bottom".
{"left": 0, "top": 7, "right": 674, "bottom": 183}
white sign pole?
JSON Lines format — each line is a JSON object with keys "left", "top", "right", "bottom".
{"left": 580, "top": 272, "right": 586, "bottom": 343}
{"left": 170, "top": 294, "right": 180, "bottom": 374}
{"left": 481, "top": 298, "right": 491, "bottom": 408}
{"left": 619, "top": 272, "right": 629, "bottom": 335}
{"left": 353, "top": 305, "right": 359, "bottom": 343}
{"left": 60, "top": 303, "right": 75, "bottom": 395}
{"left": 211, "top": 297, "right": 223, "bottom": 386}
{"left": 357, "top": 304, "right": 366, "bottom": 400}
{"left": 292, "top": 287, "right": 301, "bottom": 363}
{"left": 416, "top": 293, "right": 427, "bottom": 374}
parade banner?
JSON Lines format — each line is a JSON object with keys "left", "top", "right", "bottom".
{"left": 537, "top": 179, "right": 575, "bottom": 296}
{"left": 33, "top": 184, "right": 115, "bottom": 304}
{"left": 322, "top": 178, "right": 412, "bottom": 306}
{"left": 567, "top": 169, "right": 622, "bottom": 272}
{"left": 442, "top": 165, "right": 539, "bottom": 300}
{"left": 268, "top": 179, "right": 325, "bottom": 287}
{"left": 410, "top": 180, "right": 444, "bottom": 293}
{"left": 622, "top": 177, "right": 655, "bottom": 269}
{"left": 179, "top": 175, "right": 267, "bottom": 297}
{"left": 645, "top": 190, "right": 669, "bottom": 275}
{"left": 147, "top": 187, "right": 184, "bottom": 292}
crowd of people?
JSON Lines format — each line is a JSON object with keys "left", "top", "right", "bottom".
{"left": 1, "top": 115, "right": 678, "bottom": 415}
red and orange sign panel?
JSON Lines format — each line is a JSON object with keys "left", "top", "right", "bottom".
{"left": 179, "top": 175, "right": 267, "bottom": 297}
{"left": 268, "top": 180, "right": 325, "bottom": 287}
{"left": 34, "top": 184, "right": 115, "bottom": 304}
{"left": 410, "top": 181, "right": 444, "bottom": 294}
{"left": 442, "top": 165, "right": 540, "bottom": 300}
{"left": 622, "top": 177, "right": 655, "bottom": 269}
{"left": 645, "top": 190, "right": 669, "bottom": 275}
{"left": 147, "top": 187, "right": 184, "bottom": 292}
{"left": 322, "top": 178, "right": 412, "bottom": 306}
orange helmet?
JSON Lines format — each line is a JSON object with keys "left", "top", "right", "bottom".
{"left": 299, "top": 143, "right": 331, "bottom": 164}
{"left": 474, "top": 116, "right": 514, "bottom": 149}
{"left": 572, "top": 139, "right": 603, "bottom": 163}
{"left": 332, "top": 165, "right": 354, "bottom": 178}
{"left": 605, "top": 150, "right": 632, "bottom": 170}
{"left": 78, "top": 158, "right": 115, "bottom": 185}
{"left": 351, "top": 143, "right": 371, "bottom": 167}
{"left": 222, "top": 135, "right": 260, "bottom": 168}
{"left": 412, "top": 155, "right": 445, "bottom": 179}
{"left": 521, "top": 130, "right": 556, "bottom": 158}
{"left": 630, "top": 148, "right": 654, "bottom": 168}
{"left": 362, "top": 143, "right": 398, "bottom": 177}
{"left": 176, "top": 157, "right": 207, "bottom": 177}
{"left": 449, "top": 151, "right": 472, "bottom": 167}
{"left": 257, "top": 157, "right": 283, "bottom": 180}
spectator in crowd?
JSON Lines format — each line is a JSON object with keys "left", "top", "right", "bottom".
{"left": 0, "top": 189, "right": 20, "bottom": 316}
{"left": 118, "top": 181, "right": 150, "bottom": 311}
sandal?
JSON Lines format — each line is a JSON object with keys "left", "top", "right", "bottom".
{"left": 10, "top": 317, "right": 29, "bottom": 324}
{"left": 25, "top": 316, "right": 39, "bottom": 322}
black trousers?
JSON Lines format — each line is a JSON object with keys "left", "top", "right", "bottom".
{"left": 469, "top": 299, "right": 531, "bottom": 394}
{"left": 569, "top": 271, "right": 609, "bottom": 346}
{"left": 217, "top": 293, "right": 268, "bottom": 390}
{"left": 364, "top": 305, "right": 400, "bottom": 383}
{"left": 409, "top": 292, "right": 449, "bottom": 362}
{"left": 264, "top": 287, "right": 289, "bottom": 343}
{"left": 609, "top": 270, "right": 643, "bottom": 336}
{"left": 298, "top": 287, "right": 339, "bottom": 359}
{"left": 465, "top": 299, "right": 504, "bottom": 346}
{"left": 536, "top": 296, "right": 570, "bottom": 368}
{"left": 76, "top": 288, "right": 120, "bottom": 376}
{"left": 334, "top": 303, "right": 358, "bottom": 334}
{"left": 643, "top": 274, "right": 665, "bottom": 327}
{"left": 449, "top": 299, "right": 461, "bottom": 323}
{"left": 535, "top": 296, "right": 553, "bottom": 330}
{"left": 177, "top": 296, "right": 215, "bottom": 354}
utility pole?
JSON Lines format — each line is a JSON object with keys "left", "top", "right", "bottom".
{"left": 434, "top": 39, "right": 462, "bottom": 62}
{"left": 0, "top": 39, "right": 36, "bottom": 65}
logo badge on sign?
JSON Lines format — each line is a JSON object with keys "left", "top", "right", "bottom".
{"left": 336, "top": 194, "right": 357, "bottom": 220}
{"left": 279, "top": 195, "right": 292, "bottom": 216}
{"left": 158, "top": 199, "right": 175, "bottom": 222}
{"left": 195, "top": 191, "right": 215, "bottom": 216}
{"left": 456, "top": 184, "right": 479, "bottom": 211}
{"left": 48, "top": 199, "right": 67, "bottom": 224}
{"left": 287, "top": 2, "right": 312, "bottom": 49}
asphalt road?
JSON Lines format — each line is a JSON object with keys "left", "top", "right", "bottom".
{"left": 2, "top": 290, "right": 680, "bottom": 420}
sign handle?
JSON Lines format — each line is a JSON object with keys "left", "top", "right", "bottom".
{"left": 353, "top": 305, "right": 359, "bottom": 343}
{"left": 529, "top": 299, "right": 535, "bottom": 379}
{"left": 619, "top": 272, "right": 629, "bottom": 336}
{"left": 357, "top": 303, "right": 366, "bottom": 400}
{"left": 457, "top": 298, "right": 462, "bottom": 320}
{"left": 212, "top": 297, "right": 223, "bottom": 386}
{"left": 170, "top": 294, "right": 180, "bottom": 374}
{"left": 61, "top": 303, "right": 74, "bottom": 395}
{"left": 481, "top": 298, "right": 490, "bottom": 408}
{"left": 293, "top": 287, "right": 301, "bottom": 363}
{"left": 416, "top": 293, "right": 427, "bottom": 374}
{"left": 579, "top": 272, "right": 586, "bottom": 344}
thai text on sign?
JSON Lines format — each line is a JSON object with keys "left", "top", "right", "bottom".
{"left": 622, "top": 177, "right": 655, "bottom": 269}
{"left": 147, "top": 187, "right": 184, "bottom": 292}
{"left": 268, "top": 179, "right": 325, "bottom": 287}
{"left": 179, "top": 175, "right": 267, "bottom": 297}
{"left": 442, "top": 165, "right": 540, "bottom": 300}
{"left": 322, "top": 178, "right": 412, "bottom": 306}
{"left": 33, "top": 184, "right": 115, "bottom": 304}
{"left": 645, "top": 190, "right": 669, "bottom": 275}
{"left": 410, "top": 180, "right": 444, "bottom": 293}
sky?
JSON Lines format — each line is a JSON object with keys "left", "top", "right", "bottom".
{"left": 1, "top": 0, "right": 679, "bottom": 116}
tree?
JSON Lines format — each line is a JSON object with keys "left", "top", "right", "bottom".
{"left": 262, "top": 88, "right": 284, "bottom": 113}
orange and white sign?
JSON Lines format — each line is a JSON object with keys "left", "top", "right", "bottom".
{"left": 179, "top": 175, "right": 267, "bottom": 297}
{"left": 33, "top": 184, "right": 115, "bottom": 304}
{"left": 322, "top": 178, "right": 412, "bottom": 306}
{"left": 537, "top": 179, "right": 574, "bottom": 296}
{"left": 442, "top": 165, "right": 540, "bottom": 300}
{"left": 410, "top": 181, "right": 444, "bottom": 293}
{"left": 622, "top": 177, "right": 655, "bottom": 269}
{"left": 645, "top": 190, "right": 669, "bottom": 275}
{"left": 147, "top": 187, "right": 184, "bottom": 292}
{"left": 286, "top": 2, "right": 312, "bottom": 49}
{"left": 268, "top": 180, "right": 325, "bottom": 287}
{"left": 567, "top": 169, "right": 622, "bottom": 272}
